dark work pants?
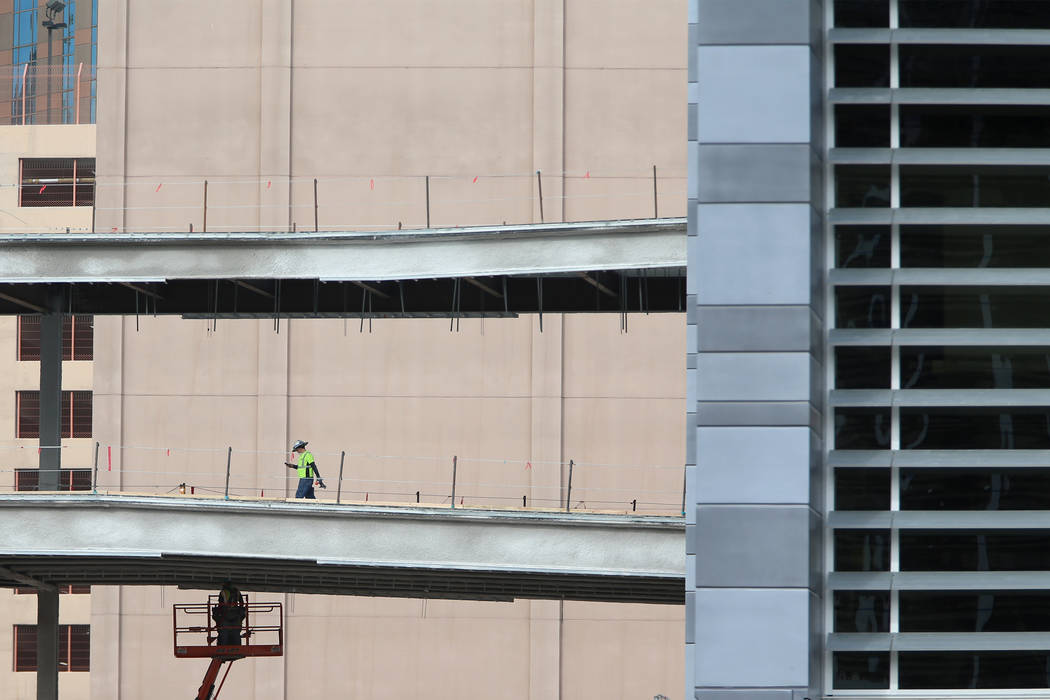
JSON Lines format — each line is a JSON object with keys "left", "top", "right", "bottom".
{"left": 295, "top": 477, "right": 315, "bottom": 499}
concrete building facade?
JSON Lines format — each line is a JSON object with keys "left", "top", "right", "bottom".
{"left": 689, "top": 0, "right": 1050, "bottom": 697}
{"left": 0, "top": 1, "right": 687, "bottom": 699}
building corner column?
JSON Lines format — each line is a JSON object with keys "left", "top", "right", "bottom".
{"left": 688, "top": 1, "right": 826, "bottom": 699}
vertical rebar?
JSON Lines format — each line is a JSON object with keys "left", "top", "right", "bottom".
{"left": 681, "top": 465, "right": 687, "bottom": 516}
{"left": 203, "top": 180, "right": 209, "bottom": 233}
{"left": 92, "top": 441, "right": 99, "bottom": 494}
{"left": 450, "top": 455, "right": 457, "bottom": 509}
{"left": 336, "top": 450, "right": 345, "bottom": 504}
{"left": 425, "top": 175, "right": 431, "bottom": 229}
{"left": 224, "top": 446, "right": 232, "bottom": 500}
{"left": 536, "top": 170, "right": 544, "bottom": 223}
{"left": 652, "top": 165, "right": 658, "bottom": 219}
{"left": 565, "top": 459, "right": 574, "bottom": 512}
{"left": 313, "top": 177, "right": 319, "bottom": 232}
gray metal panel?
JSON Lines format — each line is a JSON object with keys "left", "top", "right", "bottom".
{"left": 696, "top": 0, "right": 812, "bottom": 45}
{"left": 833, "top": 147, "right": 1050, "bottom": 166}
{"left": 829, "top": 390, "right": 893, "bottom": 407}
{"left": 697, "top": 401, "right": 818, "bottom": 428}
{"left": 825, "top": 634, "right": 891, "bottom": 652}
{"left": 832, "top": 510, "right": 1050, "bottom": 530}
{"left": 695, "top": 427, "right": 813, "bottom": 504}
{"left": 827, "top": 269, "right": 891, "bottom": 286}
{"left": 695, "top": 589, "right": 810, "bottom": 686}
{"left": 838, "top": 268, "right": 1050, "bottom": 285}
{"left": 833, "top": 389, "right": 1050, "bottom": 408}
{"left": 0, "top": 218, "right": 686, "bottom": 283}
{"left": 892, "top": 450, "right": 1050, "bottom": 467}
{"left": 830, "top": 329, "right": 1050, "bottom": 347}
{"left": 696, "top": 506, "right": 811, "bottom": 587}
{"left": 831, "top": 208, "right": 1050, "bottom": 225}
{"left": 697, "top": 145, "right": 813, "bottom": 203}
{"left": 697, "top": 306, "right": 814, "bottom": 352}
{"left": 830, "top": 28, "right": 1050, "bottom": 45}
{"left": 830, "top": 88, "right": 1050, "bottom": 106}
{"left": 889, "top": 572, "right": 1050, "bottom": 590}
{"left": 695, "top": 691, "right": 794, "bottom": 700}
{"left": 827, "top": 450, "right": 892, "bottom": 468}
{"left": 829, "top": 633, "right": 1050, "bottom": 652}
{"left": 697, "top": 46, "right": 812, "bottom": 144}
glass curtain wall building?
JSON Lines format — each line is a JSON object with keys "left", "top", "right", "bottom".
{"left": 830, "top": 0, "right": 1050, "bottom": 692}
{"left": 689, "top": 0, "right": 1050, "bottom": 697}
{"left": 3, "top": 0, "right": 96, "bottom": 124}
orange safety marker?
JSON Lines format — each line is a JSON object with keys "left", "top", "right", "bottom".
{"left": 107, "top": 445, "right": 112, "bottom": 471}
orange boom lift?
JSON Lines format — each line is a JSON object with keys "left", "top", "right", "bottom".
{"left": 173, "top": 595, "right": 284, "bottom": 700}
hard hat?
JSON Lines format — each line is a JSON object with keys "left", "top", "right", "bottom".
{"left": 292, "top": 440, "right": 308, "bottom": 450}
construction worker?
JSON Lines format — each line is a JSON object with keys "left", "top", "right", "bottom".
{"left": 285, "top": 440, "right": 326, "bottom": 499}
{"left": 211, "top": 581, "right": 245, "bottom": 646}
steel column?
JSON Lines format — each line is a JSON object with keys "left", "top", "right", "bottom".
{"left": 36, "top": 588, "right": 59, "bottom": 700}
{"left": 38, "top": 305, "right": 63, "bottom": 491}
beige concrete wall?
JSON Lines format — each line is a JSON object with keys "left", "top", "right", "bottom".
{"left": 0, "top": 588, "right": 92, "bottom": 700}
{"left": 0, "top": 125, "right": 95, "bottom": 232}
{"left": 86, "top": 312, "right": 684, "bottom": 700}
{"left": 95, "top": 0, "right": 685, "bottom": 233}
{"left": 41, "top": 1, "right": 689, "bottom": 698}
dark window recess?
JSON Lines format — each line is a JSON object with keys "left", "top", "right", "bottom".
{"left": 835, "top": 409, "right": 891, "bottom": 450}
{"left": 901, "top": 347, "right": 1050, "bottom": 390}
{"left": 835, "top": 529, "right": 890, "bottom": 571}
{"left": 15, "top": 390, "right": 92, "bottom": 439}
{"left": 900, "top": 287, "right": 1050, "bottom": 329}
{"left": 901, "top": 226, "right": 1050, "bottom": 268}
{"left": 836, "top": 165, "right": 890, "bottom": 208}
{"left": 901, "top": 106, "right": 1050, "bottom": 148}
{"left": 901, "top": 651, "right": 1050, "bottom": 689}
{"left": 12, "top": 624, "right": 89, "bottom": 672}
{"left": 901, "top": 407, "right": 1050, "bottom": 450}
{"left": 835, "top": 468, "right": 891, "bottom": 510}
{"left": 834, "top": 0, "right": 889, "bottom": 27}
{"left": 902, "top": 469, "right": 1050, "bottom": 510}
{"left": 901, "top": 45, "right": 1050, "bottom": 88}
{"left": 836, "top": 105, "right": 891, "bottom": 147}
{"left": 901, "top": 166, "right": 1050, "bottom": 207}
{"left": 836, "top": 347, "right": 891, "bottom": 389}
{"left": 900, "top": 1, "right": 1050, "bottom": 29}
{"left": 901, "top": 591, "right": 1050, "bottom": 632}
{"left": 836, "top": 286, "right": 890, "bottom": 329}
{"left": 13, "top": 625, "right": 35, "bottom": 673}
{"left": 17, "top": 315, "right": 93, "bottom": 361}
{"left": 836, "top": 226, "right": 890, "bottom": 268}
{"left": 14, "top": 469, "right": 91, "bottom": 492}
{"left": 19, "top": 158, "right": 95, "bottom": 207}
{"left": 835, "top": 591, "right": 890, "bottom": 632}
{"left": 834, "top": 652, "right": 890, "bottom": 689}
{"left": 901, "top": 530, "right": 1050, "bottom": 571}
{"left": 834, "top": 44, "right": 890, "bottom": 88}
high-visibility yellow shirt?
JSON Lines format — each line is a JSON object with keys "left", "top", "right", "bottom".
{"left": 297, "top": 452, "right": 316, "bottom": 479}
